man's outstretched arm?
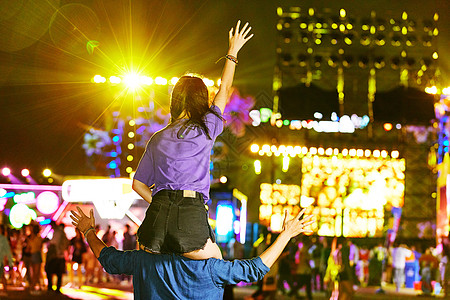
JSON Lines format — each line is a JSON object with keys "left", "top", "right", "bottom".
{"left": 259, "top": 208, "right": 314, "bottom": 268}
{"left": 70, "top": 207, "right": 106, "bottom": 258}
{"left": 211, "top": 208, "right": 315, "bottom": 286}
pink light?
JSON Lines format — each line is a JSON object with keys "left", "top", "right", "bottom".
{"left": 1, "top": 168, "right": 10, "bottom": 176}
{"left": 0, "top": 184, "right": 62, "bottom": 191}
{"left": 21, "top": 169, "right": 30, "bottom": 177}
{"left": 52, "top": 200, "right": 68, "bottom": 221}
{"left": 41, "top": 225, "right": 52, "bottom": 239}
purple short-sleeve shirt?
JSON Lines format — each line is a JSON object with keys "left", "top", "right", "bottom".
{"left": 134, "top": 105, "right": 223, "bottom": 201}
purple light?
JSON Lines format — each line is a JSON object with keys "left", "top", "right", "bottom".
{"left": 0, "top": 184, "right": 62, "bottom": 191}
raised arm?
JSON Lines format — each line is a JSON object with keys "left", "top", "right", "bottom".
{"left": 259, "top": 208, "right": 314, "bottom": 268}
{"left": 213, "top": 20, "right": 253, "bottom": 113}
{"left": 70, "top": 207, "right": 106, "bottom": 258}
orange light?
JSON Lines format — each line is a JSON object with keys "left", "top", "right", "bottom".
{"left": 383, "top": 123, "right": 393, "bottom": 131}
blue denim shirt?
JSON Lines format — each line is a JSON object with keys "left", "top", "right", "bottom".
{"left": 98, "top": 247, "right": 269, "bottom": 300}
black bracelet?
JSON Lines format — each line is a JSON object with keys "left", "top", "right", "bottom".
{"left": 84, "top": 227, "right": 95, "bottom": 237}
{"left": 225, "top": 54, "right": 238, "bottom": 65}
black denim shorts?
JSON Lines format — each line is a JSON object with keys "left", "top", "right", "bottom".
{"left": 137, "top": 189, "right": 215, "bottom": 254}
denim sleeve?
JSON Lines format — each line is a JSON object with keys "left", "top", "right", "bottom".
{"left": 134, "top": 141, "right": 155, "bottom": 187}
{"left": 210, "top": 257, "right": 270, "bottom": 287}
{"left": 205, "top": 105, "right": 223, "bottom": 140}
{"left": 98, "top": 246, "right": 139, "bottom": 276}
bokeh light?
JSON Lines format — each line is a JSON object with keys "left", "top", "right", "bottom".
{"left": 9, "top": 203, "right": 37, "bottom": 229}
{"left": 2, "top": 168, "right": 11, "bottom": 176}
{"left": 124, "top": 73, "right": 141, "bottom": 89}
{"left": 36, "top": 191, "right": 59, "bottom": 215}
{"left": 21, "top": 169, "right": 30, "bottom": 177}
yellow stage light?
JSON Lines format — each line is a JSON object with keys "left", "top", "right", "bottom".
{"left": 282, "top": 156, "right": 290, "bottom": 172}
{"left": 391, "top": 150, "right": 399, "bottom": 159}
{"left": 140, "top": 76, "right": 153, "bottom": 86}
{"left": 124, "top": 73, "right": 141, "bottom": 89}
{"left": 203, "top": 78, "right": 215, "bottom": 87}
{"left": 443, "top": 87, "right": 450, "bottom": 95}
{"left": 21, "top": 169, "right": 30, "bottom": 177}
{"left": 219, "top": 176, "right": 228, "bottom": 184}
{"left": 381, "top": 150, "right": 388, "bottom": 158}
{"left": 425, "top": 86, "right": 438, "bottom": 94}
{"left": 127, "top": 143, "right": 134, "bottom": 150}
{"left": 170, "top": 77, "right": 179, "bottom": 85}
{"left": 127, "top": 155, "right": 134, "bottom": 162}
{"left": 128, "top": 120, "right": 135, "bottom": 126}
{"left": 254, "top": 160, "right": 262, "bottom": 175}
{"left": 373, "top": 150, "right": 380, "bottom": 158}
{"left": 109, "top": 76, "right": 121, "bottom": 84}
{"left": 287, "top": 146, "right": 295, "bottom": 157}
{"left": 262, "top": 144, "right": 270, "bottom": 153}
{"left": 155, "top": 77, "right": 168, "bottom": 85}
{"left": 93, "top": 75, "right": 106, "bottom": 83}
{"left": 43, "top": 169, "right": 52, "bottom": 177}
{"left": 126, "top": 167, "right": 133, "bottom": 173}
{"left": 128, "top": 132, "right": 135, "bottom": 138}
{"left": 250, "top": 144, "right": 259, "bottom": 153}
{"left": 384, "top": 123, "right": 393, "bottom": 131}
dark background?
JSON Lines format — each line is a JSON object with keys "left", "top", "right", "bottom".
{"left": 0, "top": 0, "right": 448, "bottom": 178}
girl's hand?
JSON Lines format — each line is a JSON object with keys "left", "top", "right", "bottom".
{"left": 282, "top": 207, "right": 315, "bottom": 238}
{"left": 228, "top": 20, "right": 253, "bottom": 56}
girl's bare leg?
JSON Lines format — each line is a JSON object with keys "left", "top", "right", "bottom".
{"left": 182, "top": 238, "right": 223, "bottom": 260}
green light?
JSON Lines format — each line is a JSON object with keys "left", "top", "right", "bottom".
{"left": 283, "top": 120, "right": 290, "bottom": 126}
{"left": 260, "top": 108, "right": 272, "bottom": 123}
{"left": 86, "top": 40, "right": 99, "bottom": 55}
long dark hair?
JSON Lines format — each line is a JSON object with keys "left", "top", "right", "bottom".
{"left": 170, "top": 75, "right": 222, "bottom": 139}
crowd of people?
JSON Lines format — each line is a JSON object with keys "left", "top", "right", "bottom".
{"left": 0, "top": 220, "right": 137, "bottom": 296}
{"left": 0, "top": 217, "right": 449, "bottom": 298}
{"left": 245, "top": 234, "right": 450, "bottom": 299}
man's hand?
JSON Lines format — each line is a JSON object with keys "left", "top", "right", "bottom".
{"left": 70, "top": 206, "right": 95, "bottom": 234}
{"left": 282, "top": 208, "right": 314, "bottom": 239}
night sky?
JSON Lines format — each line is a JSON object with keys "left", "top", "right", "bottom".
{"left": 0, "top": 0, "right": 448, "bottom": 179}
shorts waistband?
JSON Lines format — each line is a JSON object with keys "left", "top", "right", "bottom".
{"left": 139, "top": 243, "right": 159, "bottom": 254}
{"left": 155, "top": 189, "right": 202, "bottom": 199}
